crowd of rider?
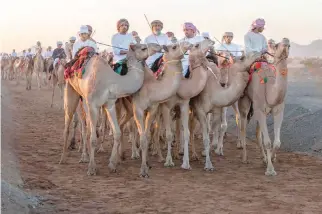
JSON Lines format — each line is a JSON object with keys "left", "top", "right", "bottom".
{"left": 1, "top": 18, "right": 276, "bottom": 76}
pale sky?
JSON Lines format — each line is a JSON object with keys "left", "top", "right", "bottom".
{"left": 1, "top": 0, "right": 322, "bottom": 53}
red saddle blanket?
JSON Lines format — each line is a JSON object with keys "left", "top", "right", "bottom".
{"left": 64, "top": 47, "right": 96, "bottom": 79}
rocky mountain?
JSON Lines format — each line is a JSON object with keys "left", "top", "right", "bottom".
{"left": 290, "top": 39, "right": 322, "bottom": 57}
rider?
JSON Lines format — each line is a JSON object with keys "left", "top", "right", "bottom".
{"left": 44, "top": 46, "right": 53, "bottom": 59}
{"left": 35, "top": 41, "right": 42, "bottom": 54}
{"left": 216, "top": 32, "right": 243, "bottom": 59}
{"left": 180, "top": 22, "right": 204, "bottom": 77}
{"left": 111, "top": 19, "right": 136, "bottom": 64}
{"left": 52, "top": 41, "right": 66, "bottom": 68}
{"left": 11, "top": 49, "right": 17, "bottom": 58}
{"left": 72, "top": 25, "right": 98, "bottom": 59}
{"left": 244, "top": 18, "right": 268, "bottom": 58}
{"left": 65, "top": 36, "right": 76, "bottom": 60}
{"left": 144, "top": 20, "right": 171, "bottom": 68}
{"left": 86, "top": 25, "right": 96, "bottom": 43}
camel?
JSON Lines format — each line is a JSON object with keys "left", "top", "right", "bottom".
{"left": 158, "top": 39, "right": 216, "bottom": 170}
{"left": 33, "top": 51, "right": 45, "bottom": 89}
{"left": 238, "top": 38, "right": 290, "bottom": 176}
{"left": 1, "top": 57, "right": 14, "bottom": 80}
{"left": 22, "top": 56, "right": 34, "bottom": 90}
{"left": 59, "top": 43, "right": 162, "bottom": 176}
{"left": 116, "top": 41, "right": 193, "bottom": 177}
{"left": 51, "top": 58, "right": 67, "bottom": 108}
{"left": 13, "top": 57, "right": 24, "bottom": 84}
{"left": 189, "top": 54, "right": 257, "bottom": 169}
{"left": 45, "top": 57, "right": 54, "bottom": 86}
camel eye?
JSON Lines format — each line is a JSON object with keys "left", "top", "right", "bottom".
{"left": 172, "top": 45, "right": 177, "bottom": 49}
{"left": 195, "top": 44, "right": 199, "bottom": 48}
{"left": 142, "top": 48, "right": 147, "bottom": 51}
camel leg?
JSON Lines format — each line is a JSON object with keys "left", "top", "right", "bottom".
{"left": 232, "top": 102, "right": 241, "bottom": 147}
{"left": 162, "top": 105, "right": 175, "bottom": 167}
{"left": 105, "top": 100, "right": 122, "bottom": 172}
{"left": 180, "top": 100, "right": 191, "bottom": 170}
{"left": 271, "top": 103, "right": 285, "bottom": 162}
{"left": 59, "top": 82, "right": 80, "bottom": 164}
{"left": 173, "top": 117, "right": 181, "bottom": 160}
{"left": 68, "top": 113, "right": 78, "bottom": 150}
{"left": 36, "top": 72, "right": 41, "bottom": 89}
{"left": 77, "top": 106, "right": 89, "bottom": 163}
{"left": 86, "top": 101, "right": 100, "bottom": 176}
{"left": 207, "top": 113, "right": 214, "bottom": 134}
{"left": 190, "top": 116, "right": 199, "bottom": 161}
{"left": 97, "top": 107, "right": 106, "bottom": 153}
{"left": 238, "top": 96, "right": 251, "bottom": 163}
{"left": 215, "top": 107, "right": 228, "bottom": 156}
{"left": 256, "top": 110, "right": 276, "bottom": 176}
{"left": 202, "top": 109, "right": 220, "bottom": 157}
{"left": 133, "top": 104, "right": 150, "bottom": 177}
{"left": 59, "top": 83, "right": 64, "bottom": 110}
{"left": 195, "top": 107, "right": 214, "bottom": 171}
{"left": 129, "top": 120, "right": 140, "bottom": 159}
{"left": 256, "top": 122, "right": 266, "bottom": 164}
{"left": 51, "top": 75, "right": 57, "bottom": 107}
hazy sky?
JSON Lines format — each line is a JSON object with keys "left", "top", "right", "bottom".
{"left": 1, "top": 0, "right": 322, "bottom": 53}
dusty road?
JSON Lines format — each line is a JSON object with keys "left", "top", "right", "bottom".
{"left": 1, "top": 70, "right": 322, "bottom": 213}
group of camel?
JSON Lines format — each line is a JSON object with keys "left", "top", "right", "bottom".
{"left": 1, "top": 38, "right": 290, "bottom": 178}
{"left": 58, "top": 37, "right": 290, "bottom": 178}
{"left": 0, "top": 48, "right": 69, "bottom": 108}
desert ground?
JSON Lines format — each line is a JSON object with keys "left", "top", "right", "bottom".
{"left": 1, "top": 66, "right": 322, "bottom": 213}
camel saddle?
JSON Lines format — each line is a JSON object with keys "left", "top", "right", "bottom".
{"left": 64, "top": 47, "right": 97, "bottom": 79}
{"left": 248, "top": 57, "right": 276, "bottom": 84}
{"left": 112, "top": 59, "right": 128, "bottom": 76}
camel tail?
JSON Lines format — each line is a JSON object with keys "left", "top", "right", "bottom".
{"left": 247, "top": 102, "right": 254, "bottom": 123}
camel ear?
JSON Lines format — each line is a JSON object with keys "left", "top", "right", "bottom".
{"left": 129, "top": 44, "right": 136, "bottom": 51}
{"left": 162, "top": 45, "right": 168, "bottom": 52}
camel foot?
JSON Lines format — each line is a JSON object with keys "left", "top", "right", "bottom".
{"left": 191, "top": 152, "right": 200, "bottom": 161}
{"left": 68, "top": 138, "right": 77, "bottom": 150}
{"left": 139, "top": 166, "right": 149, "bottom": 178}
{"left": 181, "top": 161, "right": 191, "bottom": 170}
{"left": 215, "top": 148, "right": 224, "bottom": 156}
{"left": 108, "top": 162, "right": 117, "bottom": 173}
{"left": 201, "top": 150, "right": 206, "bottom": 157}
{"left": 242, "top": 159, "right": 250, "bottom": 164}
{"left": 236, "top": 141, "right": 243, "bottom": 149}
{"left": 96, "top": 145, "right": 105, "bottom": 154}
{"left": 204, "top": 161, "right": 214, "bottom": 171}
{"left": 59, "top": 154, "right": 67, "bottom": 164}
{"left": 87, "top": 165, "right": 97, "bottom": 176}
{"left": 131, "top": 151, "right": 140, "bottom": 160}
{"left": 265, "top": 169, "right": 277, "bottom": 176}
{"left": 79, "top": 153, "right": 89, "bottom": 163}
{"left": 164, "top": 157, "right": 175, "bottom": 167}
{"left": 158, "top": 156, "right": 165, "bottom": 163}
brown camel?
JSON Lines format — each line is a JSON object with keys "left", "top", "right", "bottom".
{"left": 45, "top": 57, "right": 54, "bottom": 86}
{"left": 22, "top": 56, "right": 34, "bottom": 90}
{"left": 238, "top": 38, "right": 290, "bottom": 176}
{"left": 13, "top": 57, "right": 24, "bottom": 84}
{"left": 158, "top": 39, "right": 216, "bottom": 170}
{"left": 59, "top": 43, "right": 162, "bottom": 176}
{"left": 33, "top": 51, "right": 45, "bottom": 89}
{"left": 189, "top": 54, "right": 257, "bottom": 169}
{"left": 119, "top": 41, "right": 192, "bottom": 177}
{"left": 51, "top": 58, "right": 67, "bottom": 109}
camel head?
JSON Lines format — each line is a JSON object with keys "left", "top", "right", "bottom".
{"left": 212, "top": 51, "right": 234, "bottom": 87}
{"left": 128, "top": 43, "right": 162, "bottom": 61}
{"left": 190, "top": 39, "right": 215, "bottom": 57}
{"left": 162, "top": 41, "right": 192, "bottom": 61}
{"left": 274, "top": 38, "right": 290, "bottom": 60}
{"left": 23, "top": 56, "right": 33, "bottom": 69}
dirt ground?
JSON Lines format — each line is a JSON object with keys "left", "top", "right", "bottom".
{"left": 1, "top": 75, "right": 322, "bottom": 214}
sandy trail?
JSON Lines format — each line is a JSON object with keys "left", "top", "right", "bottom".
{"left": 1, "top": 77, "right": 322, "bottom": 214}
